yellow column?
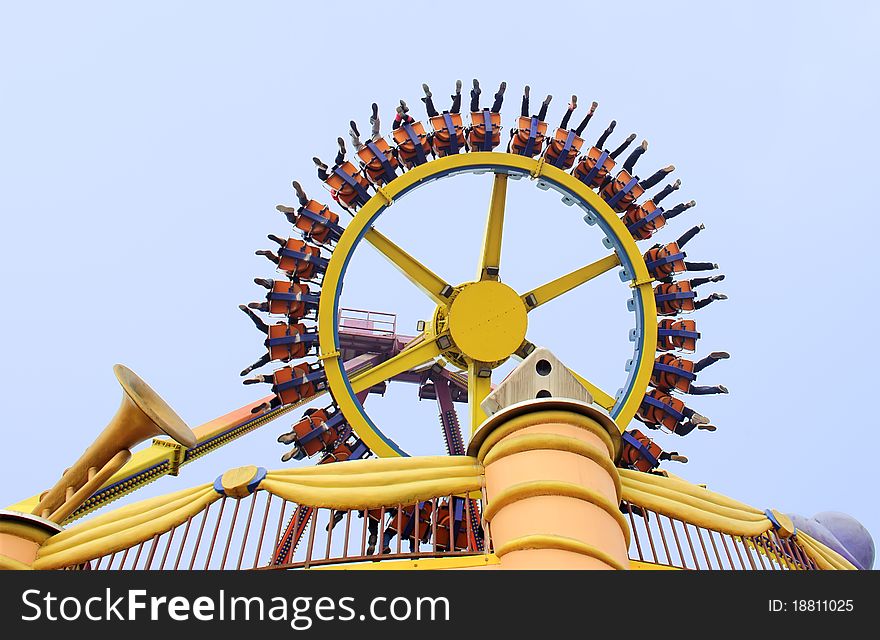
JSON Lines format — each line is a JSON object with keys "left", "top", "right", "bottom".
{"left": 0, "top": 511, "right": 62, "bottom": 570}
{"left": 469, "top": 399, "right": 629, "bottom": 570}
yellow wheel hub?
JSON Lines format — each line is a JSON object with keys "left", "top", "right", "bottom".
{"left": 446, "top": 281, "right": 528, "bottom": 363}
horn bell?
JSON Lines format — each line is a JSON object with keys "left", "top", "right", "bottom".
{"left": 32, "top": 365, "right": 196, "bottom": 523}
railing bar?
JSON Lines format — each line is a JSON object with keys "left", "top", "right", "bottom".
{"left": 342, "top": 510, "right": 352, "bottom": 559}
{"left": 144, "top": 534, "right": 161, "bottom": 570}
{"left": 219, "top": 498, "right": 242, "bottom": 570}
{"left": 413, "top": 501, "right": 420, "bottom": 554}
{"left": 187, "top": 502, "right": 213, "bottom": 570}
{"left": 325, "top": 509, "right": 335, "bottom": 560}
{"left": 652, "top": 510, "right": 673, "bottom": 567}
{"left": 396, "top": 505, "right": 403, "bottom": 555}
{"left": 448, "top": 495, "right": 454, "bottom": 551}
{"left": 203, "top": 497, "right": 228, "bottom": 570}
{"left": 724, "top": 534, "right": 745, "bottom": 570}
{"left": 252, "top": 492, "right": 273, "bottom": 569}
{"left": 736, "top": 535, "right": 758, "bottom": 570}
{"left": 432, "top": 499, "right": 439, "bottom": 553}
{"left": 107, "top": 551, "right": 119, "bottom": 571}
{"left": 626, "top": 502, "right": 645, "bottom": 562}
{"left": 694, "top": 526, "right": 714, "bottom": 569}
{"left": 378, "top": 506, "right": 386, "bottom": 555}
{"left": 360, "top": 510, "right": 369, "bottom": 557}
{"left": 119, "top": 546, "right": 131, "bottom": 570}
{"left": 663, "top": 515, "right": 686, "bottom": 569}
{"left": 271, "top": 500, "right": 289, "bottom": 565}
{"left": 786, "top": 534, "right": 809, "bottom": 570}
{"left": 718, "top": 532, "right": 737, "bottom": 569}
{"left": 771, "top": 531, "right": 795, "bottom": 570}
{"left": 131, "top": 541, "right": 145, "bottom": 570}
{"left": 159, "top": 525, "right": 177, "bottom": 570}
{"left": 304, "top": 509, "right": 318, "bottom": 569}
{"left": 236, "top": 492, "right": 259, "bottom": 571}
{"left": 679, "top": 520, "right": 701, "bottom": 570}
{"left": 175, "top": 514, "right": 195, "bottom": 571}
{"left": 94, "top": 555, "right": 106, "bottom": 571}
{"left": 706, "top": 529, "right": 725, "bottom": 569}
{"left": 464, "top": 496, "right": 475, "bottom": 552}
{"left": 750, "top": 536, "right": 770, "bottom": 570}
{"left": 625, "top": 503, "right": 644, "bottom": 562}
{"left": 641, "top": 509, "right": 660, "bottom": 563}
{"left": 284, "top": 507, "right": 305, "bottom": 565}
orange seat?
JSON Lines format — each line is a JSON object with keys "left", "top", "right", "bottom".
{"left": 644, "top": 242, "right": 686, "bottom": 279}
{"left": 295, "top": 200, "right": 340, "bottom": 245}
{"left": 272, "top": 362, "right": 323, "bottom": 405}
{"left": 544, "top": 128, "right": 584, "bottom": 170}
{"left": 467, "top": 110, "right": 502, "bottom": 151}
{"left": 654, "top": 281, "right": 697, "bottom": 316}
{"left": 572, "top": 146, "right": 616, "bottom": 188}
{"left": 620, "top": 429, "right": 664, "bottom": 472}
{"left": 267, "top": 322, "right": 309, "bottom": 361}
{"left": 355, "top": 137, "right": 399, "bottom": 186}
{"left": 657, "top": 319, "right": 699, "bottom": 352}
{"left": 638, "top": 389, "right": 686, "bottom": 432}
{"left": 391, "top": 120, "right": 432, "bottom": 168}
{"left": 601, "top": 169, "right": 645, "bottom": 212}
{"left": 622, "top": 199, "right": 666, "bottom": 240}
{"left": 288, "top": 409, "right": 343, "bottom": 457}
{"left": 429, "top": 113, "right": 466, "bottom": 156}
{"left": 322, "top": 160, "right": 371, "bottom": 209}
{"left": 267, "top": 281, "right": 313, "bottom": 317}
{"left": 651, "top": 353, "right": 696, "bottom": 393}
{"left": 319, "top": 442, "right": 353, "bottom": 464}
{"left": 508, "top": 116, "right": 548, "bottom": 157}
{"left": 277, "top": 239, "right": 325, "bottom": 280}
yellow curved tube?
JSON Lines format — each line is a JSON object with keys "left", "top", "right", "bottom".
{"left": 620, "top": 469, "right": 764, "bottom": 515}
{"left": 495, "top": 534, "right": 628, "bottom": 570}
{"left": 35, "top": 484, "right": 217, "bottom": 570}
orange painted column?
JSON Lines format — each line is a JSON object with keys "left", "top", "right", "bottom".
{"left": 0, "top": 511, "right": 62, "bottom": 570}
{"left": 469, "top": 399, "right": 629, "bottom": 570}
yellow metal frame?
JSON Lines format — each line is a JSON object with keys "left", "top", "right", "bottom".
{"left": 318, "top": 152, "right": 657, "bottom": 458}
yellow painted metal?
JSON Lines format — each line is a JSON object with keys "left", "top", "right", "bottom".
{"left": 318, "top": 152, "right": 657, "bottom": 459}
{"left": 630, "top": 559, "right": 680, "bottom": 570}
{"left": 467, "top": 361, "right": 492, "bottom": 436}
{"left": 349, "top": 334, "right": 444, "bottom": 395}
{"left": 521, "top": 253, "right": 621, "bottom": 310}
{"left": 311, "top": 554, "right": 500, "bottom": 570}
{"left": 478, "top": 173, "right": 508, "bottom": 281}
{"left": 363, "top": 228, "right": 451, "bottom": 306}
{"left": 568, "top": 369, "right": 616, "bottom": 410}
{"left": 447, "top": 281, "right": 527, "bottom": 362}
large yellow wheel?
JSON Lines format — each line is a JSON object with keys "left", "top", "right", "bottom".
{"left": 317, "top": 152, "right": 657, "bottom": 458}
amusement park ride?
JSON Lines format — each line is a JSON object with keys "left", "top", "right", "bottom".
{"left": 0, "top": 82, "right": 872, "bottom": 571}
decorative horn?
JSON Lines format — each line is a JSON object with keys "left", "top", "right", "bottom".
{"left": 32, "top": 364, "right": 197, "bottom": 523}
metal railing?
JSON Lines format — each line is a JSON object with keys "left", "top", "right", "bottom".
{"left": 338, "top": 308, "right": 397, "bottom": 338}
{"left": 622, "top": 501, "right": 818, "bottom": 570}
{"left": 72, "top": 491, "right": 486, "bottom": 571}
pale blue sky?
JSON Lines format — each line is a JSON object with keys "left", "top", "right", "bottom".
{"left": 1, "top": 2, "right": 878, "bottom": 555}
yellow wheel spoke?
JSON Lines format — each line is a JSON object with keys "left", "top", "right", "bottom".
{"left": 521, "top": 253, "right": 621, "bottom": 311}
{"left": 364, "top": 228, "right": 452, "bottom": 306}
{"left": 477, "top": 173, "right": 508, "bottom": 281}
{"left": 568, "top": 370, "right": 616, "bottom": 410}
{"left": 349, "top": 333, "right": 446, "bottom": 394}
{"left": 468, "top": 361, "right": 492, "bottom": 436}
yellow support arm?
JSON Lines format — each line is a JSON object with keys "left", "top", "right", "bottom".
{"left": 521, "top": 253, "right": 620, "bottom": 310}
{"left": 349, "top": 335, "right": 445, "bottom": 394}
{"left": 364, "top": 228, "right": 452, "bottom": 306}
{"left": 477, "top": 173, "right": 508, "bottom": 281}
{"left": 468, "top": 361, "right": 492, "bottom": 435}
